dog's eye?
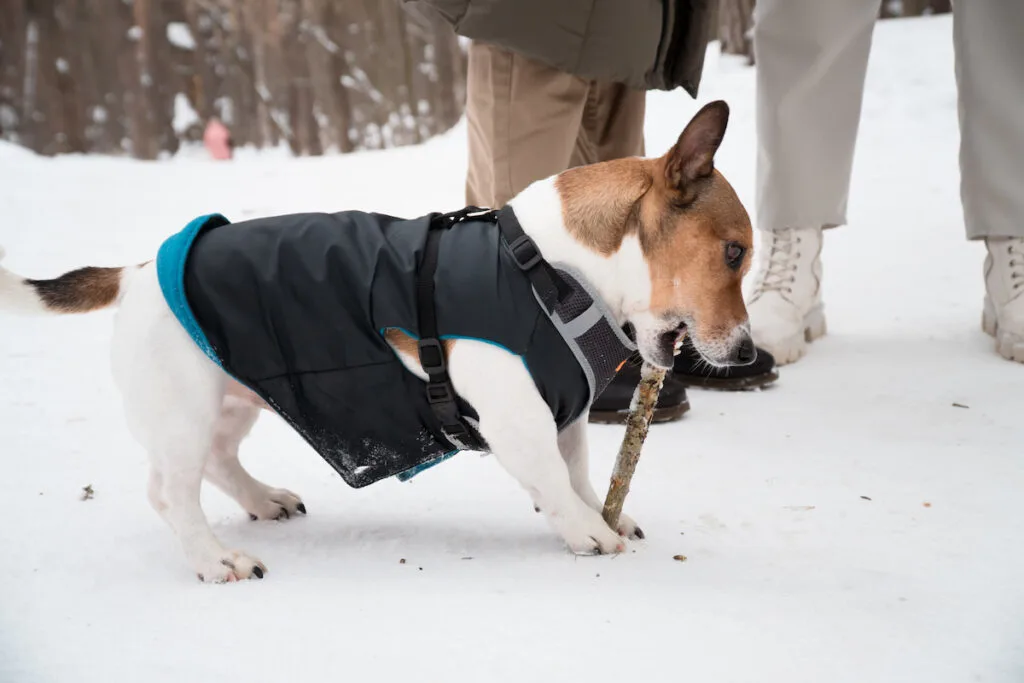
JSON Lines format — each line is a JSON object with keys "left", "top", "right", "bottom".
{"left": 725, "top": 242, "right": 745, "bottom": 270}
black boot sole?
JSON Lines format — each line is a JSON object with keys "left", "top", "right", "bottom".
{"left": 675, "top": 368, "right": 780, "bottom": 391}
{"left": 587, "top": 398, "right": 691, "bottom": 425}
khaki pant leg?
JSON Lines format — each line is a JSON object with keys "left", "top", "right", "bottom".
{"left": 465, "top": 42, "right": 590, "bottom": 208}
{"left": 572, "top": 82, "right": 646, "bottom": 167}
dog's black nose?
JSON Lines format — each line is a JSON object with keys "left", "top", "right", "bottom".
{"left": 731, "top": 336, "right": 757, "bottom": 365}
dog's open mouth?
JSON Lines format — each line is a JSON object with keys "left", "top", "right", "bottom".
{"left": 660, "top": 322, "right": 688, "bottom": 357}
{"left": 621, "top": 321, "right": 688, "bottom": 365}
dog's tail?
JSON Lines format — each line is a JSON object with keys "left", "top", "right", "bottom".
{"left": 0, "top": 246, "right": 141, "bottom": 315}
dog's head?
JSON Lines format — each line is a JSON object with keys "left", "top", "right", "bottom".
{"left": 628, "top": 101, "right": 754, "bottom": 370}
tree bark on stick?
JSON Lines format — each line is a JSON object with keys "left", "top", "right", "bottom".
{"left": 602, "top": 363, "right": 667, "bottom": 530}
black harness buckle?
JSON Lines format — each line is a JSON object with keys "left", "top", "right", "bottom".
{"left": 417, "top": 338, "right": 447, "bottom": 376}
{"left": 508, "top": 234, "right": 544, "bottom": 271}
{"left": 426, "top": 380, "right": 456, "bottom": 406}
{"left": 425, "top": 380, "right": 476, "bottom": 450}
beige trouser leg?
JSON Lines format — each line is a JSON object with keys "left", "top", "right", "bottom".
{"left": 953, "top": 1, "right": 1024, "bottom": 240}
{"left": 755, "top": 0, "right": 1024, "bottom": 239}
{"left": 465, "top": 42, "right": 646, "bottom": 208}
{"left": 570, "top": 77, "right": 646, "bottom": 168}
{"left": 753, "top": 0, "right": 879, "bottom": 233}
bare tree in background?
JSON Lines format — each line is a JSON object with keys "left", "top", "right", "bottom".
{"left": 0, "top": 0, "right": 466, "bottom": 159}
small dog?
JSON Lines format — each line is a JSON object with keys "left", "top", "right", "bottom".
{"left": 0, "top": 101, "right": 754, "bottom": 582}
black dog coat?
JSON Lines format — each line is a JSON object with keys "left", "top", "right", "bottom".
{"left": 155, "top": 206, "right": 635, "bottom": 487}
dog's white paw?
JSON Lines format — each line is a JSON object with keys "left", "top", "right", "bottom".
{"left": 246, "top": 487, "right": 306, "bottom": 521}
{"left": 615, "top": 512, "right": 645, "bottom": 540}
{"left": 195, "top": 550, "right": 267, "bottom": 583}
{"left": 554, "top": 507, "right": 626, "bottom": 555}
{"left": 537, "top": 502, "right": 643, "bottom": 541}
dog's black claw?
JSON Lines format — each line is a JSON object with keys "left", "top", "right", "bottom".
{"left": 249, "top": 513, "right": 258, "bottom": 521}
{"left": 197, "top": 573, "right": 205, "bottom": 582}
{"left": 297, "top": 503, "right": 307, "bottom": 514}
{"left": 252, "top": 565, "right": 264, "bottom": 579}
{"left": 533, "top": 505, "right": 541, "bottom": 513}
{"left": 634, "top": 526, "right": 645, "bottom": 540}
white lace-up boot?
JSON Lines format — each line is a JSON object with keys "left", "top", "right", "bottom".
{"left": 982, "top": 237, "right": 1024, "bottom": 362}
{"left": 746, "top": 227, "right": 825, "bottom": 365}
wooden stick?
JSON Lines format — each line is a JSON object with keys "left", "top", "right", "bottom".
{"left": 602, "top": 362, "right": 667, "bottom": 530}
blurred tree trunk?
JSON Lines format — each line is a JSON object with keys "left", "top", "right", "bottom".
{"left": 1, "top": 0, "right": 468, "bottom": 159}
{"left": 395, "top": 4, "right": 422, "bottom": 145}
{"left": 301, "top": 0, "right": 355, "bottom": 153}
{"left": 430, "top": 10, "right": 459, "bottom": 133}
{"left": 0, "top": 3, "right": 27, "bottom": 143}
{"left": 129, "top": 0, "right": 158, "bottom": 158}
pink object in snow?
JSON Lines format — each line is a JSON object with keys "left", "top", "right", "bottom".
{"left": 203, "top": 119, "right": 233, "bottom": 160}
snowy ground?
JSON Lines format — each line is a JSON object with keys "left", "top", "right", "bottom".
{"left": 2, "top": 15, "right": 1022, "bottom": 683}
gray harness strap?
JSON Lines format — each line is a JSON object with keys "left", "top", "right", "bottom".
{"left": 539, "top": 265, "right": 637, "bottom": 410}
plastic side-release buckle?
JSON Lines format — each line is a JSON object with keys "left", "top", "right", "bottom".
{"left": 508, "top": 234, "right": 543, "bottom": 271}
{"left": 417, "top": 338, "right": 446, "bottom": 375}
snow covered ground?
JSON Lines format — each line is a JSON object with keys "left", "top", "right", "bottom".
{"left": 1, "top": 15, "right": 1022, "bottom": 683}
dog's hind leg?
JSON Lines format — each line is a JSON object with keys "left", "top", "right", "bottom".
{"left": 203, "top": 392, "right": 305, "bottom": 521}
{"left": 556, "top": 417, "right": 644, "bottom": 540}
{"left": 112, "top": 265, "right": 265, "bottom": 582}
{"left": 128, "top": 362, "right": 266, "bottom": 582}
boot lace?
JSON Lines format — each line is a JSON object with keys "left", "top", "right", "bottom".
{"left": 1008, "top": 237, "right": 1024, "bottom": 296}
{"left": 751, "top": 230, "right": 802, "bottom": 299}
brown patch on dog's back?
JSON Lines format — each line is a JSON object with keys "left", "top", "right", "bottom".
{"left": 27, "top": 266, "right": 123, "bottom": 313}
{"left": 384, "top": 328, "right": 455, "bottom": 365}
{"left": 554, "top": 158, "right": 653, "bottom": 255}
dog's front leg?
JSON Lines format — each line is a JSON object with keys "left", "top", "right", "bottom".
{"left": 557, "top": 418, "right": 644, "bottom": 540}
{"left": 449, "top": 341, "right": 624, "bottom": 555}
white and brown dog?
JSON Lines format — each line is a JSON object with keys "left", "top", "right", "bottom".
{"left": 0, "top": 101, "right": 753, "bottom": 582}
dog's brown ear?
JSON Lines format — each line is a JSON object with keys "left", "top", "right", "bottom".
{"left": 664, "top": 100, "right": 729, "bottom": 198}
